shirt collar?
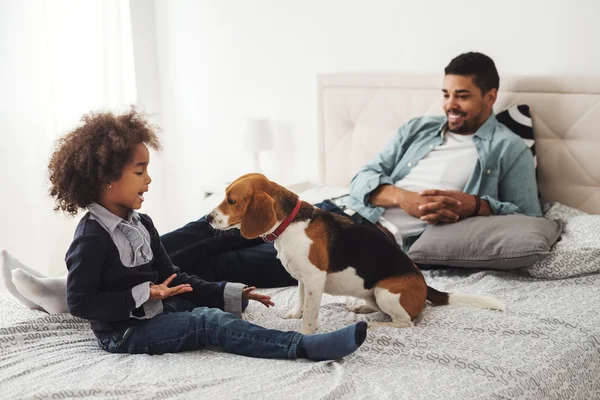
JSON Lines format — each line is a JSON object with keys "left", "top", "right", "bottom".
{"left": 473, "top": 113, "right": 497, "bottom": 141}
{"left": 437, "top": 112, "right": 498, "bottom": 141}
{"left": 87, "top": 203, "right": 140, "bottom": 232}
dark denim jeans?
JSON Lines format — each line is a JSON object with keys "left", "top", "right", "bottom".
{"left": 99, "top": 297, "right": 302, "bottom": 358}
{"left": 160, "top": 200, "right": 381, "bottom": 288}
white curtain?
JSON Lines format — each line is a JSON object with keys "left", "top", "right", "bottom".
{"left": 0, "top": 0, "right": 141, "bottom": 276}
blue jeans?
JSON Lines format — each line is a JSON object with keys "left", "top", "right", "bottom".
{"left": 160, "top": 200, "right": 381, "bottom": 288}
{"left": 100, "top": 297, "right": 302, "bottom": 358}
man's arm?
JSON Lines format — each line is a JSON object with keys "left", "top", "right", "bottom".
{"left": 348, "top": 126, "right": 408, "bottom": 205}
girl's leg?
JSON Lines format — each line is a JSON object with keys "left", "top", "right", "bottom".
{"left": 103, "top": 300, "right": 367, "bottom": 361}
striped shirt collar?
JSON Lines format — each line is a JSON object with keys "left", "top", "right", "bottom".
{"left": 87, "top": 203, "right": 141, "bottom": 232}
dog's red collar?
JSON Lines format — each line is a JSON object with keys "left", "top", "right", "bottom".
{"left": 261, "top": 198, "right": 302, "bottom": 243}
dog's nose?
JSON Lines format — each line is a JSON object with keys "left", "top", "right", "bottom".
{"left": 206, "top": 214, "right": 214, "bottom": 224}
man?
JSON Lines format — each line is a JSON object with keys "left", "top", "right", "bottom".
{"left": 339, "top": 52, "right": 541, "bottom": 251}
{"left": 2, "top": 52, "right": 541, "bottom": 313}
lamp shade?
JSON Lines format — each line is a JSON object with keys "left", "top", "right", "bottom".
{"left": 244, "top": 118, "right": 274, "bottom": 153}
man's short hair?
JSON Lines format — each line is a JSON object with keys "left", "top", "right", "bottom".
{"left": 444, "top": 52, "right": 499, "bottom": 94}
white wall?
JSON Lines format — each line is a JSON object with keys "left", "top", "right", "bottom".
{"left": 151, "top": 0, "right": 600, "bottom": 230}
{"left": 1, "top": 0, "right": 599, "bottom": 277}
{"left": 0, "top": 0, "right": 165, "bottom": 277}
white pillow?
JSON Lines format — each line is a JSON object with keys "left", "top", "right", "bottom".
{"left": 525, "top": 203, "right": 600, "bottom": 279}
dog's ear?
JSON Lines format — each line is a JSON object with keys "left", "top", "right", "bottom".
{"left": 240, "top": 191, "right": 277, "bottom": 239}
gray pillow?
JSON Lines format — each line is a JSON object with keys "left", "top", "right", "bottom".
{"left": 407, "top": 215, "right": 563, "bottom": 270}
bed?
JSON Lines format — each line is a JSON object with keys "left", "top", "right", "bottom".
{"left": 2, "top": 74, "right": 600, "bottom": 399}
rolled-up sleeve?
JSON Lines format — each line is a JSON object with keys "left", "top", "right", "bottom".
{"left": 349, "top": 126, "right": 408, "bottom": 205}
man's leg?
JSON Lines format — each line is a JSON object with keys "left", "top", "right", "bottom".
{"left": 11, "top": 268, "right": 68, "bottom": 313}
{"left": 160, "top": 217, "right": 256, "bottom": 266}
{"left": 159, "top": 203, "right": 350, "bottom": 287}
{"left": 1, "top": 249, "right": 68, "bottom": 312}
{"left": 193, "top": 243, "right": 296, "bottom": 287}
{"left": 160, "top": 217, "right": 294, "bottom": 286}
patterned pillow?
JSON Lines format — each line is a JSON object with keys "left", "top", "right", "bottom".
{"left": 496, "top": 104, "right": 536, "bottom": 166}
{"left": 525, "top": 203, "right": 600, "bottom": 279}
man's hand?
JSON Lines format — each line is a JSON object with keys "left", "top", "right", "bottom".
{"left": 243, "top": 286, "right": 275, "bottom": 308}
{"left": 148, "top": 274, "right": 193, "bottom": 300}
{"left": 370, "top": 185, "right": 460, "bottom": 223}
{"left": 418, "top": 190, "right": 490, "bottom": 224}
{"left": 399, "top": 190, "right": 461, "bottom": 223}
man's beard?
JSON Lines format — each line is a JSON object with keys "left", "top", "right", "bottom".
{"left": 448, "top": 119, "right": 471, "bottom": 133}
{"left": 447, "top": 108, "right": 484, "bottom": 134}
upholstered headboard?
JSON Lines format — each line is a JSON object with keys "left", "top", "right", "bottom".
{"left": 318, "top": 74, "right": 600, "bottom": 214}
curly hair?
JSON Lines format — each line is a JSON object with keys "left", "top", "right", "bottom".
{"left": 48, "top": 108, "right": 161, "bottom": 215}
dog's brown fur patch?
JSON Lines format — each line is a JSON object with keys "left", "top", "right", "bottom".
{"left": 377, "top": 274, "right": 428, "bottom": 319}
{"left": 305, "top": 221, "right": 331, "bottom": 272}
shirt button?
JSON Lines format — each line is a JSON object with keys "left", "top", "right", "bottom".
{"left": 487, "top": 169, "right": 491, "bottom": 174}
{"left": 429, "top": 144, "right": 434, "bottom": 149}
{"left": 408, "top": 162, "right": 413, "bottom": 167}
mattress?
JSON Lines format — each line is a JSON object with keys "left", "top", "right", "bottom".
{"left": 2, "top": 185, "right": 600, "bottom": 399}
{"left": 2, "top": 269, "right": 600, "bottom": 400}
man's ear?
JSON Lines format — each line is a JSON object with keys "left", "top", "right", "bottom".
{"left": 486, "top": 88, "right": 498, "bottom": 109}
{"left": 240, "top": 192, "right": 277, "bottom": 239}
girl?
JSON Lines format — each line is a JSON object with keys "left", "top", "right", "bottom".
{"left": 18, "top": 109, "right": 367, "bottom": 361}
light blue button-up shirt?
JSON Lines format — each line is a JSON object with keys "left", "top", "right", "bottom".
{"left": 340, "top": 114, "right": 542, "bottom": 248}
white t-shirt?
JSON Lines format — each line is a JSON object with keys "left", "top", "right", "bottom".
{"left": 380, "top": 131, "right": 479, "bottom": 245}
{"left": 395, "top": 131, "right": 478, "bottom": 193}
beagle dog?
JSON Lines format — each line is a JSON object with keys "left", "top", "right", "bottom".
{"left": 207, "top": 173, "right": 505, "bottom": 334}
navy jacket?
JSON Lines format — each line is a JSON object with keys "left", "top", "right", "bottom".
{"left": 66, "top": 212, "right": 228, "bottom": 340}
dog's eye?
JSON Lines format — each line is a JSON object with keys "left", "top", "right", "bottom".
{"left": 227, "top": 198, "right": 236, "bottom": 205}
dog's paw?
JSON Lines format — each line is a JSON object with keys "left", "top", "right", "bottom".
{"left": 284, "top": 308, "right": 303, "bottom": 319}
{"left": 351, "top": 304, "right": 379, "bottom": 314}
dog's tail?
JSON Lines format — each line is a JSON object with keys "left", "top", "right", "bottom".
{"left": 426, "top": 286, "right": 505, "bottom": 311}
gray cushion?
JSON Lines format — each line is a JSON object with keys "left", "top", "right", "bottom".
{"left": 407, "top": 215, "right": 563, "bottom": 270}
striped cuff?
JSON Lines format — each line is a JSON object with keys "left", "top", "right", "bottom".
{"left": 223, "top": 282, "right": 246, "bottom": 318}
{"left": 131, "top": 281, "right": 151, "bottom": 308}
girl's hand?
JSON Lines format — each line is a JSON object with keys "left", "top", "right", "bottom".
{"left": 243, "top": 286, "right": 275, "bottom": 308}
{"left": 148, "top": 274, "right": 193, "bottom": 300}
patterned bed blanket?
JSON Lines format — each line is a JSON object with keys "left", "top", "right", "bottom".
{"left": 2, "top": 266, "right": 600, "bottom": 400}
